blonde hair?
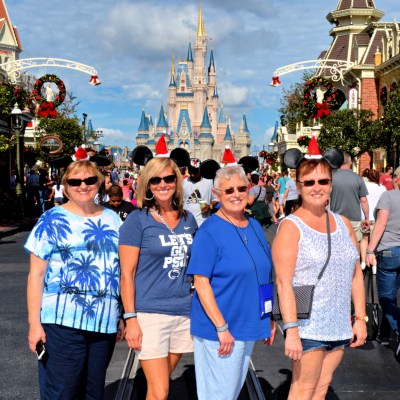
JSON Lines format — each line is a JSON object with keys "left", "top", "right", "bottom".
{"left": 61, "top": 160, "right": 104, "bottom": 192}
{"left": 136, "top": 158, "right": 185, "bottom": 215}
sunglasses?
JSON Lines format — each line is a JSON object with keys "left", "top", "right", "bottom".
{"left": 149, "top": 174, "right": 177, "bottom": 185}
{"left": 298, "top": 179, "right": 331, "bottom": 187}
{"left": 67, "top": 176, "right": 98, "bottom": 187}
{"left": 216, "top": 185, "right": 248, "bottom": 195}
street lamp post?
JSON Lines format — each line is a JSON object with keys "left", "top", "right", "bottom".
{"left": 82, "top": 113, "right": 88, "bottom": 144}
{"left": 11, "top": 103, "right": 25, "bottom": 219}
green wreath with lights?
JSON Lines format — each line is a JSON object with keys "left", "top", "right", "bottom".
{"left": 303, "top": 77, "right": 342, "bottom": 118}
{"left": 32, "top": 74, "right": 66, "bottom": 108}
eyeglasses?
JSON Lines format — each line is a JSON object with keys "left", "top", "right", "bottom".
{"left": 67, "top": 176, "right": 98, "bottom": 187}
{"left": 297, "top": 179, "right": 331, "bottom": 187}
{"left": 149, "top": 174, "right": 177, "bottom": 185}
{"left": 215, "top": 185, "right": 248, "bottom": 195}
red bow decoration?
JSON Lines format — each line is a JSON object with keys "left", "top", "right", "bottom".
{"left": 38, "top": 101, "right": 57, "bottom": 118}
{"left": 313, "top": 101, "right": 330, "bottom": 119}
{"left": 89, "top": 75, "right": 101, "bottom": 86}
{"left": 270, "top": 76, "right": 281, "bottom": 87}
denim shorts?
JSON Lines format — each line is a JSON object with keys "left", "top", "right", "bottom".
{"left": 301, "top": 338, "right": 351, "bottom": 352}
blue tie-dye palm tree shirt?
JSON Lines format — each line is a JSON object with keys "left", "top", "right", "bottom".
{"left": 25, "top": 207, "right": 122, "bottom": 334}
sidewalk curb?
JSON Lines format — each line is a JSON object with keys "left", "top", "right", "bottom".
{"left": 0, "top": 219, "right": 37, "bottom": 239}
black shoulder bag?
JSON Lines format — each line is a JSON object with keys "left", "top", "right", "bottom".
{"left": 273, "top": 211, "right": 331, "bottom": 320}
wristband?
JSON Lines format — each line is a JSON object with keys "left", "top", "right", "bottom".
{"left": 366, "top": 249, "right": 375, "bottom": 255}
{"left": 216, "top": 323, "right": 229, "bottom": 332}
{"left": 123, "top": 312, "right": 137, "bottom": 320}
{"left": 282, "top": 322, "right": 298, "bottom": 332}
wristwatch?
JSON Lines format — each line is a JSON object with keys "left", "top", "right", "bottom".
{"left": 353, "top": 315, "right": 369, "bottom": 322}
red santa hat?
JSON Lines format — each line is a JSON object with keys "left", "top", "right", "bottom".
{"left": 221, "top": 146, "right": 237, "bottom": 165}
{"left": 155, "top": 134, "right": 170, "bottom": 157}
{"left": 72, "top": 145, "right": 89, "bottom": 161}
{"left": 304, "top": 134, "right": 322, "bottom": 159}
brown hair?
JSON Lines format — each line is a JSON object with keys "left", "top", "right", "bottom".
{"left": 136, "top": 157, "right": 185, "bottom": 216}
{"left": 367, "top": 169, "right": 380, "bottom": 184}
{"left": 296, "top": 158, "right": 332, "bottom": 208}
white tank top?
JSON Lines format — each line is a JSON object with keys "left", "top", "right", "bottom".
{"left": 285, "top": 212, "right": 358, "bottom": 341}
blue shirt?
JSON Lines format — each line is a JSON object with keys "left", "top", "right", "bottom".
{"left": 187, "top": 215, "right": 273, "bottom": 341}
{"left": 25, "top": 207, "right": 122, "bottom": 334}
{"left": 119, "top": 209, "right": 198, "bottom": 316}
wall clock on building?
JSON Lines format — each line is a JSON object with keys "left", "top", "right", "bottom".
{"left": 180, "top": 128, "right": 188, "bottom": 137}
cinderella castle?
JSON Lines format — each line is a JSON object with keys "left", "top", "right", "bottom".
{"left": 135, "top": 1, "right": 252, "bottom": 162}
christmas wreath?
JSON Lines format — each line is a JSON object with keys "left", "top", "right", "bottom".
{"left": 32, "top": 74, "right": 66, "bottom": 117}
{"left": 259, "top": 150, "right": 268, "bottom": 158}
{"left": 303, "top": 77, "right": 342, "bottom": 119}
{"left": 297, "top": 135, "right": 311, "bottom": 147}
{"left": 265, "top": 151, "right": 278, "bottom": 165}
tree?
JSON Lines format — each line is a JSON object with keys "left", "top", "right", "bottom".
{"left": 35, "top": 116, "right": 84, "bottom": 162}
{"left": 278, "top": 71, "right": 315, "bottom": 133}
{"left": 318, "top": 109, "right": 383, "bottom": 158}
{"left": 380, "top": 86, "right": 400, "bottom": 168}
{"left": 57, "top": 91, "right": 81, "bottom": 118}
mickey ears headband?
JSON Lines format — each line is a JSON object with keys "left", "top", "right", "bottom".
{"left": 283, "top": 148, "right": 344, "bottom": 170}
{"left": 49, "top": 154, "right": 112, "bottom": 169}
{"left": 199, "top": 155, "right": 259, "bottom": 180}
{"left": 131, "top": 145, "right": 191, "bottom": 168}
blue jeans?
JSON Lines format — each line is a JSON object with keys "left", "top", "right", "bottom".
{"left": 301, "top": 338, "right": 350, "bottom": 352}
{"left": 376, "top": 247, "right": 400, "bottom": 335}
{"left": 193, "top": 336, "right": 254, "bottom": 400}
{"left": 39, "top": 324, "right": 116, "bottom": 400}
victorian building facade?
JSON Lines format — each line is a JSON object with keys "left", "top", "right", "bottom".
{"left": 135, "top": 1, "right": 252, "bottom": 162}
{"left": 276, "top": 0, "right": 400, "bottom": 171}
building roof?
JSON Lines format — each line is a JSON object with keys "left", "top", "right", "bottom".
{"left": 335, "top": 0, "right": 377, "bottom": 11}
{"left": 361, "top": 29, "right": 384, "bottom": 64}
{"left": 224, "top": 125, "right": 232, "bottom": 141}
{"left": 138, "top": 109, "right": 149, "bottom": 131}
{"left": 200, "top": 107, "right": 211, "bottom": 129}
{"left": 187, "top": 42, "right": 193, "bottom": 62}
{"left": 242, "top": 114, "right": 250, "bottom": 133}
{"left": 157, "top": 104, "right": 168, "bottom": 128}
{"left": 0, "top": 0, "right": 22, "bottom": 51}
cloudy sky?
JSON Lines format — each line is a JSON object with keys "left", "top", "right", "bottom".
{"left": 7, "top": 0, "right": 399, "bottom": 152}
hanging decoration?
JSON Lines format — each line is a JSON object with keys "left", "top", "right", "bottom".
{"left": 297, "top": 135, "right": 311, "bottom": 148}
{"left": 32, "top": 74, "right": 66, "bottom": 118}
{"left": 270, "top": 76, "right": 282, "bottom": 87}
{"left": 303, "top": 77, "right": 343, "bottom": 119}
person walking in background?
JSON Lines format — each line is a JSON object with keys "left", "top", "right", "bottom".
{"left": 282, "top": 170, "right": 299, "bottom": 217}
{"left": 330, "top": 152, "right": 369, "bottom": 243}
{"left": 277, "top": 170, "right": 290, "bottom": 219}
{"left": 25, "top": 160, "right": 124, "bottom": 400}
{"left": 273, "top": 148, "right": 366, "bottom": 400}
{"left": 379, "top": 165, "right": 394, "bottom": 191}
{"left": 95, "top": 171, "right": 112, "bottom": 205}
{"left": 366, "top": 176, "right": 400, "bottom": 356}
{"left": 187, "top": 165, "right": 276, "bottom": 400}
{"left": 50, "top": 178, "right": 65, "bottom": 206}
{"left": 247, "top": 173, "right": 271, "bottom": 227}
{"left": 119, "top": 157, "right": 197, "bottom": 400}
{"left": 265, "top": 176, "right": 278, "bottom": 224}
{"left": 103, "top": 185, "right": 136, "bottom": 221}
{"left": 183, "top": 160, "right": 217, "bottom": 227}
{"left": 359, "top": 169, "right": 386, "bottom": 271}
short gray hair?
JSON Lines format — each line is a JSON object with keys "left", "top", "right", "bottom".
{"left": 214, "top": 165, "right": 248, "bottom": 189}
{"left": 342, "top": 152, "right": 352, "bottom": 165}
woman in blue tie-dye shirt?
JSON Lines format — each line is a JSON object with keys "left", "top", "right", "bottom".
{"left": 25, "top": 160, "right": 123, "bottom": 400}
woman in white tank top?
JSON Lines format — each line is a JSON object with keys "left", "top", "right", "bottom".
{"left": 272, "top": 155, "right": 367, "bottom": 400}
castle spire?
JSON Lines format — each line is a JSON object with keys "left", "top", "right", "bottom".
{"left": 169, "top": 50, "right": 176, "bottom": 86}
{"left": 187, "top": 42, "right": 194, "bottom": 62}
{"left": 197, "top": 0, "right": 206, "bottom": 37}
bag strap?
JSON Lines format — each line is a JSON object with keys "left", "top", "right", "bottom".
{"left": 316, "top": 211, "right": 332, "bottom": 282}
{"left": 254, "top": 186, "right": 262, "bottom": 202}
{"left": 365, "top": 267, "right": 375, "bottom": 303}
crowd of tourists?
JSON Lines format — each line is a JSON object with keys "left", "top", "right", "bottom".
{"left": 23, "top": 145, "right": 400, "bottom": 400}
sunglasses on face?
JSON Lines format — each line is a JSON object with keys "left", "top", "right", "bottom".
{"left": 149, "top": 174, "right": 177, "bottom": 185}
{"left": 297, "top": 179, "right": 331, "bottom": 187}
{"left": 216, "top": 185, "right": 248, "bottom": 195}
{"left": 67, "top": 176, "right": 98, "bottom": 187}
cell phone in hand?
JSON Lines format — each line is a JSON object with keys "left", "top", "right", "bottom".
{"left": 36, "top": 341, "right": 46, "bottom": 360}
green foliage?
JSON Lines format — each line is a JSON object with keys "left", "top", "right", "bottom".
{"left": 381, "top": 86, "right": 400, "bottom": 163}
{"left": 0, "top": 82, "right": 28, "bottom": 118}
{"left": 318, "top": 109, "right": 383, "bottom": 158}
{"left": 0, "top": 134, "right": 13, "bottom": 152}
{"left": 35, "top": 116, "right": 84, "bottom": 162}
{"left": 278, "top": 71, "right": 315, "bottom": 133}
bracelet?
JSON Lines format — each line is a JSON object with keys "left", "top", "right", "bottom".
{"left": 216, "top": 323, "right": 229, "bottom": 332}
{"left": 123, "top": 312, "right": 137, "bottom": 320}
{"left": 366, "top": 249, "right": 375, "bottom": 255}
{"left": 282, "top": 322, "right": 298, "bottom": 332}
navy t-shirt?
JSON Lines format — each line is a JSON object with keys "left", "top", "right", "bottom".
{"left": 119, "top": 209, "right": 198, "bottom": 316}
{"left": 187, "top": 215, "right": 273, "bottom": 341}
